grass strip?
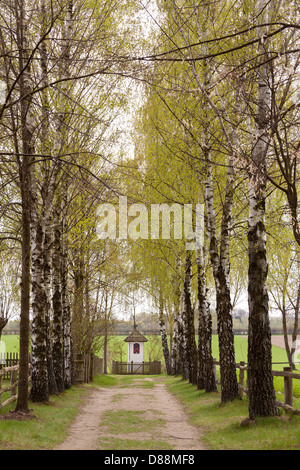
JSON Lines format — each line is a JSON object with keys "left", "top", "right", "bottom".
{"left": 0, "top": 385, "right": 90, "bottom": 450}
{"left": 165, "top": 376, "right": 300, "bottom": 450}
{"left": 98, "top": 437, "right": 173, "bottom": 450}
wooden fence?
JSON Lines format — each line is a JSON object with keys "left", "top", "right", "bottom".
{"left": 74, "top": 354, "right": 103, "bottom": 384}
{"left": 112, "top": 361, "right": 161, "bottom": 375}
{"left": 0, "top": 353, "right": 103, "bottom": 412}
{"left": 0, "top": 364, "right": 31, "bottom": 411}
{"left": 214, "top": 360, "right": 300, "bottom": 415}
{"left": 0, "top": 353, "right": 20, "bottom": 379}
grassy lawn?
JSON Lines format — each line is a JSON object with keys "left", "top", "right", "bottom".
{"left": 0, "top": 385, "right": 91, "bottom": 450}
{"left": 0, "top": 371, "right": 299, "bottom": 450}
{"left": 165, "top": 376, "right": 300, "bottom": 450}
{"left": 0, "top": 374, "right": 124, "bottom": 450}
{"left": 97, "top": 374, "right": 173, "bottom": 450}
{"left": 1, "top": 335, "right": 19, "bottom": 355}
{"left": 1, "top": 334, "right": 299, "bottom": 450}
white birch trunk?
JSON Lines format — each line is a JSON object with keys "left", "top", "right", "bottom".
{"left": 247, "top": 0, "right": 278, "bottom": 420}
{"left": 182, "top": 251, "right": 198, "bottom": 385}
{"left": 39, "top": 4, "right": 59, "bottom": 395}
{"left": 30, "top": 156, "right": 50, "bottom": 403}
{"left": 159, "top": 293, "right": 172, "bottom": 375}
{"left": 171, "top": 271, "right": 181, "bottom": 375}
{"left": 204, "top": 156, "right": 239, "bottom": 402}
{"left": 50, "top": 0, "right": 74, "bottom": 391}
{"left": 170, "top": 3, "right": 239, "bottom": 400}
{"left": 61, "top": 183, "right": 73, "bottom": 388}
{"left": 196, "top": 244, "right": 217, "bottom": 392}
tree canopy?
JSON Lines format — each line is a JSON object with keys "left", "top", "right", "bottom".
{"left": 0, "top": 0, "right": 299, "bottom": 421}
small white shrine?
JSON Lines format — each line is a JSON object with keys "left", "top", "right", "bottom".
{"left": 124, "top": 324, "right": 148, "bottom": 365}
{"left": 112, "top": 323, "right": 161, "bottom": 374}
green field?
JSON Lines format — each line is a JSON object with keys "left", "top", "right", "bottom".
{"left": 0, "top": 335, "right": 299, "bottom": 450}
{"left": 165, "top": 376, "right": 300, "bottom": 450}
{"left": 2, "top": 333, "right": 298, "bottom": 399}
{"left": 1, "top": 333, "right": 292, "bottom": 369}
{"left": 107, "top": 333, "right": 292, "bottom": 371}
{"left": 1, "top": 335, "right": 20, "bottom": 355}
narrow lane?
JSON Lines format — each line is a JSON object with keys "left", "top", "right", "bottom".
{"left": 55, "top": 376, "right": 206, "bottom": 451}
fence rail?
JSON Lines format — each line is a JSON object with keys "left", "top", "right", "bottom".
{"left": 0, "top": 364, "right": 31, "bottom": 411}
{"left": 112, "top": 361, "right": 161, "bottom": 375}
{"left": 214, "top": 360, "right": 300, "bottom": 415}
{"left": 0, "top": 353, "right": 19, "bottom": 379}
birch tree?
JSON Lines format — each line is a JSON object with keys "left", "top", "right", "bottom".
{"left": 159, "top": 291, "right": 172, "bottom": 376}
{"left": 144, "top": 0, "right": 239, "bottom": 402}
{"left": 247, "top": 0, "right": 278, "bottom": 420}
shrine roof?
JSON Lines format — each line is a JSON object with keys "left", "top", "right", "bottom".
{"left": 124, "top": 326, "right": 148, "bottom": 343}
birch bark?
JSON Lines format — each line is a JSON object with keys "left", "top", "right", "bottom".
{"left": 171, "top": 310, "right": 180, "bottom": 375}
{"left": 13, "top": 0, "right": 51, "bottom": 404}
{"left": 61, "top": 185, "right": 73, "bottom": 388}
{"left": 178, "top": 292, "right": 188, "bottom": 380}
{"left": 16, "top": 155, "right": 32, "bottom": 412}
{"left": 30, "top": 157, "right": 50, "bottom": 403}
{"left": 171, "top": 273, "right": 181, "bottom": 375}
{"left": 13, "top": 0, "right": 34, "bottom": 412}
{"left": 247, "top": 0, "right": 278, "bottom": 420}
{"left": 39, "top": 2, "right": 59, "bottom": 396}
{"left": 169, "top": 1, "right": 238, "bottom": 400}
{"left": 183, "top": 251, "right": 198, "bottom": 385}
{"left": 51, "top": 0, "right": 74, "bottom": 390}
{"left": 204, "top": 156, "right": 239, "bottom": 402}
{"left": 52, "top": 195, "right": 64, "bottom": 392}
{"left": 159, "top": 293, "right": 172, "bottom": 375}
{"left": 196, "top": 245, "right": 217, "bottom": 392}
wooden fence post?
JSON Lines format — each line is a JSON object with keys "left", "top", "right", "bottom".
{"left": 10, "top": 368, "right": 18, "bottom": 397}
{"left": 284, "top": 367, "right": 293, "bottom": 407}
{"left": 239, "top": 361, "right": 245, "bottom": 398}
{"left": 213, "top": 359, "right": 217, "bottom": 383}
{"left": 75, "top": 354, "right": 85, "bottom": 384}
{"left": 0, "top": 364, "right": 2, "bottom": 409}
{"left": 90, "top": 354, "right": 94, "bottom": 382}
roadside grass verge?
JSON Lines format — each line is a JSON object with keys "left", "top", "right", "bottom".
{"left": 98, "top": 437, "right": 172, "bottom": 450}
{"left": 0, "top": 385, "right": 90, "bottom": 450}
{"left": 92, "top": 374, "right": 119, "bottom": 388}
{"left": 165, "top": 376, "right": 300, "bottom": 450}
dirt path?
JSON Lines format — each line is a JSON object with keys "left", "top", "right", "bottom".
{"left": 271, "top": 335, "right": 292, "bottom": 350}
{"left": 55, "top": 377, "right": 206, "bottom": 451}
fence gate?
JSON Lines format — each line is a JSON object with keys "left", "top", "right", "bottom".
{"left": 112, "top": 361, "right": 161, "bottom": 375}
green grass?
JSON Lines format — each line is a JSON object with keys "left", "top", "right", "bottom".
{"left": 1, "top": 335, "right": 19, "bottom": 354}
{"left": 98, "top": 437, "right": 172, "bottom": 450}
{"left": 117, "top": 375, "right": 156, "bottom": 388}
{"left": 211, "top": 335, "right": 291, "bottom": 368}
{"left": 0, "top": 385, "right": 90, "bottom": 450}
{"left": 1, "top": 334, "right": 299, "bottom": 450}
{"left": 92, "top": 374, "right": 119, "bottom": 388}
{"left": 165, "top": 376, "right": 300, "bottom": 450}
{"left": 211, "top": 335, "right": 300, "bottom": 405}
{"left": 100, "top": 409, "right": 164, "bottom": 434}
{"left": 98, "top": 404, "right": 171, "bottom": 450}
